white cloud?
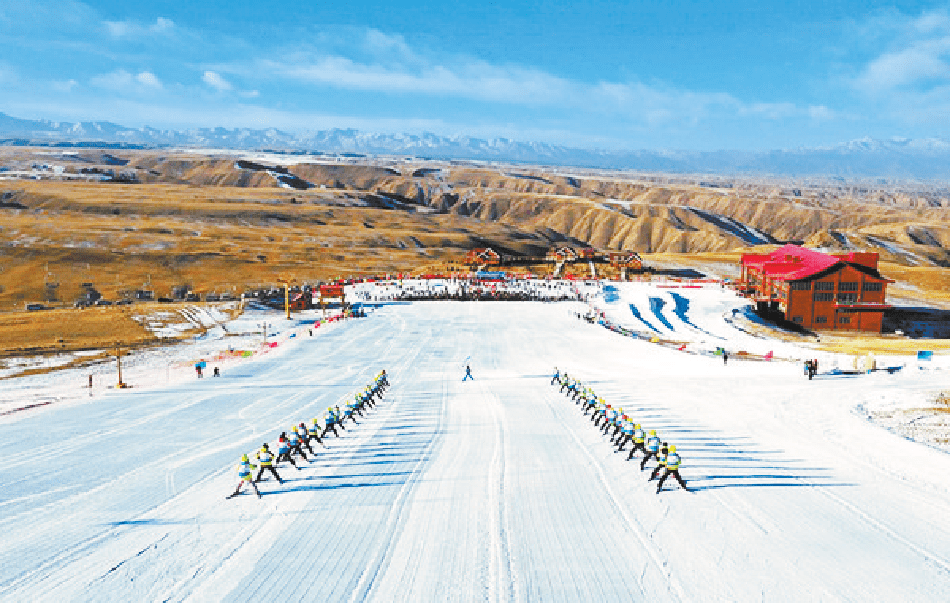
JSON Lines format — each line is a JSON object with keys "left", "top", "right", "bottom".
{"left": 859, "top": 43, "right": 950, "bottom": 92}
{"left": 361, "top": 29, "right": 418, "bottom": 64}
{"left": 90, "top": 69, "right": 133, "bottom": 89}
{"left": 202, "top": 70, "right": 232, "bottom": 91}
{"left": 104, "top": 16, "right": 174, "bottom": 38}
{"left": 258, "top": 41, "right": 815, "bottom": 131}
{"left": 136, "top": 71, "right": 162, "bottom": 89}
{"left": 847, "top": 9, "right": 950, "bottom": 124}
{"left": 103, "top": 20, "right": 130, "bottom": 37}
{"left": 912, "top": 11, "right": 950, "bottom": 35}
{"left": 0, "top": 18, "right": 850, "bottom": 148}
{"left": 91, "top": 69, "right": 162, "bottom": 92}
{"left": 854, "top": 10, "right": 950, "bottom": 93}
{"left": 153, "top": 17, "right": 174, "bottom": 33}
{"left": 807, "top": 105, "right": 836, "bottom": 121}
{"left": 51, "top": 79, "right": 78, "bottom": 92}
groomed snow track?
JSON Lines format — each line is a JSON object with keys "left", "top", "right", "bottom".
{"left": 2, "top": 301, "right": 950, "bottom": 601}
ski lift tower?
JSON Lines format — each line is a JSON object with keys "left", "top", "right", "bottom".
{"left": 277, "top": 274, "right": 297, "bottom": 320}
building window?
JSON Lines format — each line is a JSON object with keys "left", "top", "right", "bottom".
{"left": 863, "top": 282, "right": 882, "bottom": 292}
{"left": 839, "top": 282, "right": 859, "bottom": 292}
{"left": 792, "top": 316, "right": 803, "bottom": 323}
{"left": 789, "top": 281, "right": 811, "bottom": 291}
{"left": 813, "top": 292, "right": 834, "bottom": 302}
{"left": 815, "top": 316, "right": 828, "bottom": 324}
{"left": 838, "top": 316, "right": 851, "bottom": 324}
{"left": 815, "top": 281, "right": 835, "bottom": 291}
{"left": 837, "top": 293, "right": 858, "bottom": 303}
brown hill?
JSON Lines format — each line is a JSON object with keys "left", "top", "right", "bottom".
{"left": 1, "top": 147, "right": 948, "bottom": 311}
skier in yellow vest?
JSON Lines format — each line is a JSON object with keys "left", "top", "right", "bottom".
{"left": 640, "top": 430, "right": 661, "bottom": 470}
{"left": 615, "top": 417, "right": 635, "bottom": 452}
{"left": 649, "top": 443, "right": 670, "bottom": 481}
{"left": 656, "top": 445, "right": 689, "bottom": 493}
{"left": 308, "top": 418, "right": 327, "bottom": 448}
{"left": 255, "top": 443, "right": 284, "bottom": 483}
{"left": 625, "top": 424, "right": 647, "bottom": 460}
{"left": 228, "top": 454, "right": 262, "bottom": 499}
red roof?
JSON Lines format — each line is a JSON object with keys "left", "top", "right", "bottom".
{"left": 742, "top": 244, "right": 866, "bottom": 281}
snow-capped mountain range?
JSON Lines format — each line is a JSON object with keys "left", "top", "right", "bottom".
{"left": 3, "top": 111, "right": 950, "bottom": 179}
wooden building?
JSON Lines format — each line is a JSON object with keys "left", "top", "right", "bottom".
{"left": 546, "top": 246, "right": 579, "bottom": 262}
{"left": 608, "top": 251, "right": 643, "bottom": 270}
{"left": 289, "top": 291, "right": 310, "bottom": 311}
{"left": 740, "top": 245, "right": 892, "bottom": 332}
{"left": 464, "top": 248, "right": 502, "bottom": 266}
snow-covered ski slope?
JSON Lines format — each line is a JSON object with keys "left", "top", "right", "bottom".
{"left": 596, "top": 282, "right": 807, "bottom": 357}
{"left": 3, "top": 294, "right": 950, "bottom": 601}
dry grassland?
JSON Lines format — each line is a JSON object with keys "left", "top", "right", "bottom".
{"left": 0, "top": 180, "right": 544, "bottom": 308}
{"left": 0, "top": 307, "right": 152, "bottom": 357}
{"left": 0, "top": 302, "right": 227, "bottom": 359}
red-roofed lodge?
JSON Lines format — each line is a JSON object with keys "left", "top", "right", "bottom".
{"left": 740, "top": 245, "right": 892, "bottom": 333}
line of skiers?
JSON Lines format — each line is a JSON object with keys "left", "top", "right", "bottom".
{"left": 227, "top": 369, "right": 390, "bottom": 499}
{"left": 551, "top": 368, "right": 689, "bottom": 493}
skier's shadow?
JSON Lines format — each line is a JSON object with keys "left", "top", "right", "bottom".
{"left": 314, "top": 470, "right": 415, "bottom": 480}
{"left": 658, "top": 437, "right": 851, "bottom": 491}
{"left": 106, "top": 519, "right": 187, "bottom": 527}
{"left": 262, "top": 481, "right": 403, "bottom": 494}
{"left": 687, "top": 481, "right": 856, "bottom": 491}
{"left": 587, "top": 397, "right": 852, "bottom": 492}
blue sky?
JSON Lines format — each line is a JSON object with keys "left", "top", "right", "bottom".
{"left": 0, "top": 1, "right": 948, "bottom": 150}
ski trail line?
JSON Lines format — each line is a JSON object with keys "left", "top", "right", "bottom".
{"left": 347, "top": 353, "right": 449, "bottom": 602}
{"left": 484, "top": 382, "right": 516, "bottom": 603}
{"left": 806, "top": 478, "right": 950, "bottom": 575}
{"left": 541, "top": 388, "right": 685, "bottom": 602}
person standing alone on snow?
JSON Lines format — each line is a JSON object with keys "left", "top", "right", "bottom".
{"left": 463, "top": 365, "right": 473, "bottom": 381}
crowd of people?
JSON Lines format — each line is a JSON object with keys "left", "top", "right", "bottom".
{"left": 551, "top": 368, "right": 690, "bottom": 493}
{"left": 349, "top": 278, "right": 586, "bottom": 303}
{"left": 390, "top": 288, "right": 578, "bottom": 302}
{"left": 227, "top": 370, "right": 391, "bottom": 499}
